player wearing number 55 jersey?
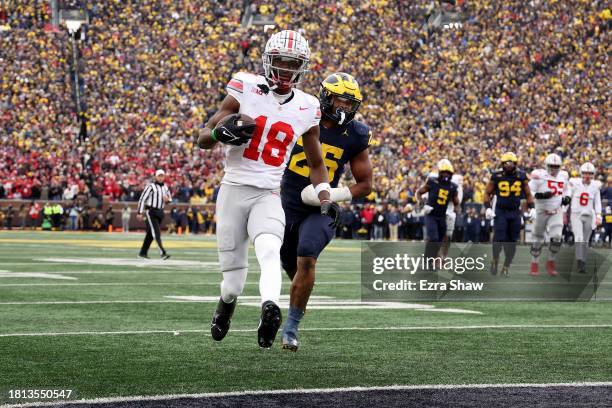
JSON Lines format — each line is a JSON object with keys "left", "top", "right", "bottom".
{"left": 196, "top": 30, "right": 333, "bottom": 349}
{"left": 483, "top": 152, "right": 535, "bottom": 277}
{"left": 528, "top": 153, "right": 570, "bottom": 277}
{"left": 279, "top": 73, "right": 373, "bottom": 351}
{"left": 568, "top": 162, "right": 602, "bottom": 274}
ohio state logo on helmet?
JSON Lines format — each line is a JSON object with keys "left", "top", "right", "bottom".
{"left": 262, "top": 30, "right": 310, "bottom": 89}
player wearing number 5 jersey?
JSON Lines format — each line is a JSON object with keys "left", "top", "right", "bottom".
{"left": 196, "top": 30, "right": 332, "bottom": 348}
{"left": 568, "top": 162, "right": 602, "bottom": 274}
{"left": 528, "top": 153, "right": 570, "bottom": 277}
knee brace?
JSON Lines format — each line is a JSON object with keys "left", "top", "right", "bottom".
{"left": 549, "top": 237, "right": 562, "bottom": 254}
{"left": 530, "top": 243, "right": 543, "bottom": 257}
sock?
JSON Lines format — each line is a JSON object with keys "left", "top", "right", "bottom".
{"left": 220, "top": 268, "right": 247, "bottom": 303}
{"left": 282, "top": 307, "right": 305, "bottom": 337}
{"left": 254, "top": 233, "right": 282, "bottom": 304}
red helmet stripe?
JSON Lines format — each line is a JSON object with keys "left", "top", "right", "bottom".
{"left": 287, "top": 31, "right": 294, "bottom": 50}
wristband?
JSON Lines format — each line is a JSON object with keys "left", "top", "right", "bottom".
{"left": 331, "top": 186, "right": 353, "bottom": 202}
{"left": 210, "top": 128, "right": 217, "bottom": 141}
{"left": 314, "top": 182, "right": 331, "bottom": 197}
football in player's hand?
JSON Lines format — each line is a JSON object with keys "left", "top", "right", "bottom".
{"left": 214, "top": 113, "right": 256, "bottom": 146}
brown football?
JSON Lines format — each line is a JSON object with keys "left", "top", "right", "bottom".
{"left": 215, "top": 113, "right": 255, "bottom": 130}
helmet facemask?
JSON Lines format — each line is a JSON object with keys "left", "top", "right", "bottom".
{"left": 547, "top": 165, "right": 560, "bottom": 177}
{"left": 502, "top": 160, "right": 517, "bottom": 175}
{"left": 262, "top": 53, "right": 309, "bottom": 91}
{"left": 320, "top": 90, "right": 361, "bottom": 125}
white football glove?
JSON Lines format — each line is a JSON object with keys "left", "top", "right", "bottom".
{"left": 423, "top": 205, "right": 434, "bottom": 215}
{"left": 485, "top": 208, "right": 495, "bottom": 220}
{"left": 300, "top": 184, "right": 353, "bottom": 206}
{"left": 525, "top": 208, "right": 536, "bottom": 221}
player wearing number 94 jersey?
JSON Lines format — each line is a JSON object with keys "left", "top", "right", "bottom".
{"left": 483, "top": 152, "right": 535, "bottom": 277}
{"left": 196, "top": 30, "right": 333, "bottom": 349}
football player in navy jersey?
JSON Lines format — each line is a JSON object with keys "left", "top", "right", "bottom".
{"left": 483, "top": 152, "right": 535, "bottom": 276}
{"left": 279, "top": 73, "right": 373, "bottom": 351}
{"left": 416, "top": 160, "right": 460, "bottom": 267}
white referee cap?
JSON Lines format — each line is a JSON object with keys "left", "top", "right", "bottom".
{"left": 155, "top": 169, "right": 165, "bottom": 176}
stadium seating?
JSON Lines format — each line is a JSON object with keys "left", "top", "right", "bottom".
{"left": 0, "top": 1, "right": 609, "bottom": 207}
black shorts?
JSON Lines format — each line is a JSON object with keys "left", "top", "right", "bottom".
{"left": 280, "top": 212, "right": 335, "bottom": 272}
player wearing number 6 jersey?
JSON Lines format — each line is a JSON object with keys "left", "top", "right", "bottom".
{"left": 196, "top": 30, "right": 332, "bottom": 348}
{"left": 528, "top": 153, "right": 570, "bottom": 277}
{"left": 568, "top": 162, "right": 602, "bottom": 274}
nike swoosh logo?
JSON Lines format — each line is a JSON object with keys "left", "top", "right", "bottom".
{"left": 222, "top": 130, "right": 235, "bottom": 139}
{"left": 299, "top": 107, "right": 309, "bottom": 110}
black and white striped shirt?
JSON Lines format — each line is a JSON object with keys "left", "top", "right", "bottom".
{"left": 138, "top": 182, "right": 171, "bottom": 214}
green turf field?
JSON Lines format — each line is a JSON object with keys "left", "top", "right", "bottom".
{"left": 0, "top": 231, "right": 611, "bottom": 404}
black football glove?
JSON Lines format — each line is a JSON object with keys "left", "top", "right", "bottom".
{"left": 561, "top": 196, "right": 571, "bottom": 206}
{"left": 213, "top": 114, "right": 256, "bottom": 146}
{"left": 321, "top": 200, "right": 341, "bottom": 228}
{"left": 534, "top": 191, "right": 554, "bottom": 200}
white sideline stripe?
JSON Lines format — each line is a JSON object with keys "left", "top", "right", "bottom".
{"left": 0, "top": 281, "right": 359, "bottom": 287}
{"left": 2, "top": 382, "right": 612, "bottom": 408}
{"left": 1, "top": 324, "right": 611, "bottom": 338}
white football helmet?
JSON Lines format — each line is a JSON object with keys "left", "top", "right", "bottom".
{"left": 262, "top": 30, "right": 310, "bottom": 90}
{"left": 544, "top": 153, "right": 562, "bottom": 176}
{"left": 580, "top": 162, "right": 595, "bottom": 174}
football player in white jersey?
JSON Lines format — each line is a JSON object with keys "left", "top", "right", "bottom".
{"left": 426, "top": 161, "right": 463, "bottom": 258}
{"left": 197, "top": 30, "right": 334, "bottom": 348}
{"left": 528, "top": 153, "right": 570, "bottom": 276}
{"left": 568, "top": 162, "right": 602, "bottom": 274}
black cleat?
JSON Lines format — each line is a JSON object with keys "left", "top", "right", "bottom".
{"left": 138, "top": 254, "right": 150, "bottom": 259}
{"left": 577, "top": 260, "right": 586, "bottom": 274}
{"left": 257, "top": 301, "right": 282, "bottom": 349}
{"left": 161, "top": 253, "right": 171, "bottom": 260}
{"left": 490, "top": 261, "right": 498, "bottom": 276}
{"left": 502, "top": 265, "right": 509, "bottom": 277}
{"left": 210, "top": 297, "right": 236, "bottom": 341}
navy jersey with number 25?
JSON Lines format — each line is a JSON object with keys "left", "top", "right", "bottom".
{"left": 281, "top": 120, "right": 370, "bottom": 221}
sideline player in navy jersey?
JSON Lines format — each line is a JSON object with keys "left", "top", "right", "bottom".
{"left": 279, "top": 73, "right": 373, "bottom": 351}
{"left": 416, "top": 159, "right": 460, "bottom": 267}
{"left": 483, "top": 152, "right": 535, "bottom": 276}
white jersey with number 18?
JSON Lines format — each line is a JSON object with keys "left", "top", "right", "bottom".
{"left": 221, "top": 72, "right": 321, "bottom": 190}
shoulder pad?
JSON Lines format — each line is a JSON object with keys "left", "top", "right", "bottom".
{"left": 530, "top": 169, "right": 545, "bottom": 180}
{"left": 294, "top": 89, "right": 320, "bottom": 108}
{"left": 232, "top": 71, "right": 259, "bottom": 83}
{"left": 351, "top": 120, "right": 370, "bottom": 138}
{"left": 559, "top": 170, "right": 570, "bottom": 180}
{"left": 594, "top": 180, "right": 603, "bottom": 189}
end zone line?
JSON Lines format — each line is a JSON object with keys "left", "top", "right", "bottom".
{"left": 2, "top": 382, "right": 612, "bottom": 408}
{"left": 1, "top": 324, "right": 611, "bottom": 337}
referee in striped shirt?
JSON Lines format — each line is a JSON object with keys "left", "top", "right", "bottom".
{"left": 138, "top": 169, "right": 171, "bottom": 260}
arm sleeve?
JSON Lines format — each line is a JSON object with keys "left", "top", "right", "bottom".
{"left": 595, "top": 188, "right": 602, "bottom": 215}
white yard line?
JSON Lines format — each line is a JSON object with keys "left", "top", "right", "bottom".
{"left": 2, "top": 382, "right": 612, "bottom": 408}
{"left": 1, "top": 324, "right": 610, "bottom": 338}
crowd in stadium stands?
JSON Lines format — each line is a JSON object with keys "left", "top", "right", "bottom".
{"left": 0, "top": 1, "right": 610, "bottom": 233}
